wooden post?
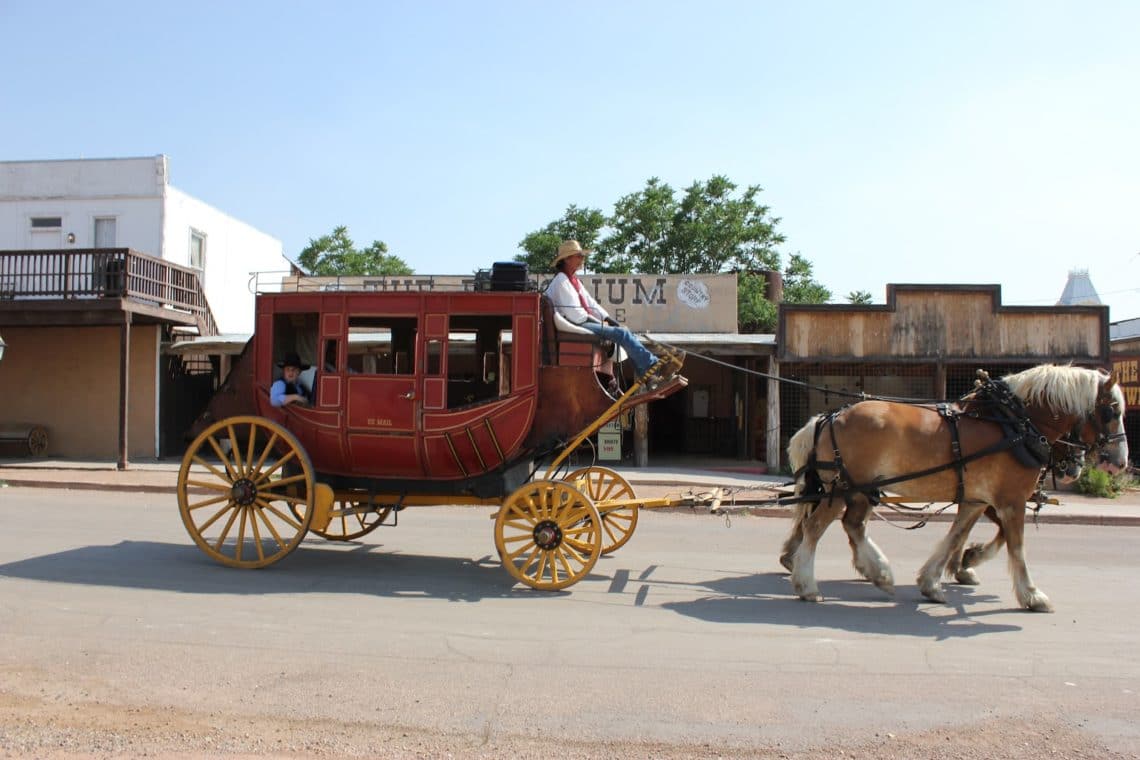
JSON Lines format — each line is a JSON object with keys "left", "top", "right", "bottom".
{"left": 633, "top": 404, "right": 648, "bottom": 468}
{"left": 934, "top": 358, "right": 947, "bottom": 400}
{"left": 736, "top": 357, "right": 748, "bottom": 459}
{"left": 766, "top": 356, "right": 781, "bottom": 472}
{"left": 117, "top": 313, "right": 131, "bottom": 470}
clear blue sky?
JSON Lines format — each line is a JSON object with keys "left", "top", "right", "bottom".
{"left": 3, "top": 1, "right": 1138, "bottom": 320}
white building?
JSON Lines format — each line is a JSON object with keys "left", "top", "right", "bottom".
{"left": 0, "top": 155, "right": 286, "bottom": 332}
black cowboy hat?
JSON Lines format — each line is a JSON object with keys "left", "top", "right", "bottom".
{"left": 276, "top": 351, "right": 310, "bottom": 370}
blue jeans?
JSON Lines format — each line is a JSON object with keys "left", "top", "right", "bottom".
{"left": 579, "top": 321, "right": 658, "bottom": 376}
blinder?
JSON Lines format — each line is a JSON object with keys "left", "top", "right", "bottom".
{"left": 1048, "top": 379, "right": 1125, "bottom": 471}
{"left": 1079, "top": 395, "right": 1126, "bottom": 454}
{"left": 1099, "top": 402, "right": 1116, "bottom": 427}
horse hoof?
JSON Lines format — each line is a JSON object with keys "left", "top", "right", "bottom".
{"left": 955, "top": 568, "right": 981, "bottom": 585}
{"left": 876, "top": 580, "right": 895, "bottom": 596}
{"left": 798, "top": 592, "right": 823, "bottom": 603}
{"left": 1025, "top": 592, "right": 1054, "bottom": 613}
{"left": 961, "top": 543, "right": 985, "bottom": 566}
{"left": 779, "top": 553, "right": 794, "bottom": 572}
{"left": 920, "top": 584, "right": 946, "bottom": 604}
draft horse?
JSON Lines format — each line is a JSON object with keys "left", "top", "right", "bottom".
{"left": 779, "top": 364, "right": 1129, "bottom": 612}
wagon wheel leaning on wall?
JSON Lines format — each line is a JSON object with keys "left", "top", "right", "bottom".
{"left": 27, "top": 426, "right": 49, "bottom": 456}
{"left": 494, "top": 479, "right": 603, "bottom": 591}
{"left": 178, "top": 415, "right": 316, "bottom": 568}
{"left": 564, "top": 466, "right": 640, "bottom": 554}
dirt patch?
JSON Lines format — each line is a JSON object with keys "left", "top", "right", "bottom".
{"left": 1, "top": 692, "right": 1132, "bottom": 759}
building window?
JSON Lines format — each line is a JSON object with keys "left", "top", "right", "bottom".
{"left": 189, "top": 230, "right": 206, "bottom": 270}
{"left": 30, "top": 217, "right": 62, "bottom": 229}
{"left": 94, "top": 217, "right": 117, "bottom": 248}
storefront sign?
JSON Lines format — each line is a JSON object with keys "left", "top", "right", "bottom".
{"left": 1112, "top": 355, "right": 1140, "bottom": 408}
{"left": 282, "top": 272, "right": 739, "bottom": 333}
{"left": 598, "top": 431, "right": 622, "bottom": 461}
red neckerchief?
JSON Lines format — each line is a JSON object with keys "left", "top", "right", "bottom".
{"left": 568, "top": 272, "right": 591, "bottom": 313}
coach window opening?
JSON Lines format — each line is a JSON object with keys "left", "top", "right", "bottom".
{"left": 272, "top": 312, "right": 319, "bottom": 399}
{"left": 346, "top": 316, "right": 418, "bottom": 375}
{"left": 442, "top": 314, "right": 512, "bottom": 409}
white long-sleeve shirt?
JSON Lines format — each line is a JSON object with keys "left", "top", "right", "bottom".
{"left": 545, "top": 272, "right": 610, "bottom": 325}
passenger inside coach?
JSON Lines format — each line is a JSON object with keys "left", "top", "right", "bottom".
{"left": 270, "top": 351, "right": 312, "bottom": 407}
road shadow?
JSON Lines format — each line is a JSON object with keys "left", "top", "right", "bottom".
{"left": 0, "top": 539, "right": 597, "bottom": 603}
{"left": 0, "top": 539, "right": 1029, "bottom": 633}
{"left": 652, "top": 569, "right": 1024, "bottom": 638}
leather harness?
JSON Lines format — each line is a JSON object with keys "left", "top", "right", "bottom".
{"left": 803, "top": 376, "right": 1062, "bottom": 509}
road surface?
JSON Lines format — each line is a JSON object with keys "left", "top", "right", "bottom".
{"left": 1, "top": 487, "right": 1137, "bottom": 758}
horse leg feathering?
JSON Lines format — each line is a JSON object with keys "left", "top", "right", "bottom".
{"left": 840, "top": 492, "right": 895, "bottom": 595}
{"left": 918, "top": 503, "right": 988, "bottom": 603}
{"left": 790, "top": 492, "right": 844, "bottom": 602}
{"left": 942, "top": 506, "right": 1000, "bottom": 585}
{"left": 993, "top": 503, "right": 1053, "bottom": 612}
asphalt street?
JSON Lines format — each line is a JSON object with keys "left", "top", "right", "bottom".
{"left": 1, "top": 486, "right": 1138, "bottom": 756}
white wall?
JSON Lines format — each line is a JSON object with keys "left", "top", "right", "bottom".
{"left": 0, "top": 156, "right": 166, "bottom": 254}
{"left": 0, "top": 197, "right": 163, "bottom": 253}
{"left": 0, "top": 156, "right": 166, "bottom": 198}
{"left": 1, "top": 156, "right": 287, "bottom": 333}
{"left": 164, "top": 187, "right": 286, "bottom": 333}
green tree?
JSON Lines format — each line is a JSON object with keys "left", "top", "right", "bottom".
{"left": 847, "top": 289, "right": 873, "bottom": 304}
{"left": 297, "top": 225, "right": 413, "bottom": 276}
{"left": 782, "top": 254, "right": 831, "bottom": 304}
{"left": 604, "top": 176, "right": 784, "bottom": 275}
{"left": 515, "top": 205, "right": 607, "bottom": 274}
{"left": 738, "top": 272, "right": 778, "bottom": 333}
{"left": 520, "top": 175, "right": 832, "bottom": 331}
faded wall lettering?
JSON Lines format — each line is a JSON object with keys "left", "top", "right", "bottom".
{"left": 633, "top": 278, "right": 667, "bottom": 305}
{"left": 603, "top": 279, "right": 626, "bottom": 304}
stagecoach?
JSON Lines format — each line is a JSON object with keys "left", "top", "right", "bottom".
{"left": 177, "top": 275, "right": 687, "bottom": 590}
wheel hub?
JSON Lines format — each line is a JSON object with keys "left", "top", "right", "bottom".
{"left": 532, "top": 520, "right": 563, "bottom": 550}
{"left": 231, "top": 478, "right": 258, "bottom": 506}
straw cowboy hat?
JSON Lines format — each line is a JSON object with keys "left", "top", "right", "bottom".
{"left": 277, "top": 351, "right": 310, "bottom": 370}
{"left": 551, "top": 239, "right": 593, "bottom": 267}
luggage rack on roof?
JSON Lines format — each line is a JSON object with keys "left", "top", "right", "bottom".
{"left": 248, "top": 264, "right": 540, "bottom": 295}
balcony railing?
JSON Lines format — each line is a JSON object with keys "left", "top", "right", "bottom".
{"left": 0, "top": 248, "right": 218, "bottom": 336}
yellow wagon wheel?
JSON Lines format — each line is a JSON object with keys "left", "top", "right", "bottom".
{"left": 299, "top": 499, "right": 393, "bottom": 541}
{"left": 495, "top": 480, "right": 602, "bottom": 591}
{"left": 178, "top": 415, "right": 314, "bottom": 568}
{"left": 565, "top": 466, "right": 640, "bottom": 554}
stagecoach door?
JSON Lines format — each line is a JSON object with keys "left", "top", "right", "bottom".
{"left": 343, "top": 313, "right": 423, "bottom": 477}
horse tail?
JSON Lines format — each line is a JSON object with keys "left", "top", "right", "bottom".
{"left": 788, "top": 414, "right": 823, "bottom": 493}
{"left": 779, "top": 414, "right": 827, "bottom": 571}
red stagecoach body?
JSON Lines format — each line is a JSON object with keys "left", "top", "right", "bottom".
{"left": 196, "top": 287, "right": 681, "bottom": 495}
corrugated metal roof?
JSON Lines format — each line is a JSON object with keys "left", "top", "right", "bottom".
{"left": 1110, "top": 317, "right": 1140, "bottom": 341}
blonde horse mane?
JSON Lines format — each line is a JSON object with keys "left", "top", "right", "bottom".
{"left": 1001, "top": 364, "right": 1106, "bottom": 416}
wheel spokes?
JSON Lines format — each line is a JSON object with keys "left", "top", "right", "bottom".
{"left": 495, "top": 481, "right": 603, "bottom": 590}
{"left": 212, "top": 505, "right": 242, "bottom": 552}
{"left": 178, "top": 416, "right": 315, "bottom": 569}
{"left": 205, "top": 434, "right": 239, "bottom": 481}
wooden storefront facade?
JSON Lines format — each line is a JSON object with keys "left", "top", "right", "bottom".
{"left": 775, "top": 284, "right": 1113, "bottom": 467}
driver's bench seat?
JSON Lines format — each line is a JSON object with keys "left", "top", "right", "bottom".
{"left": 539, "top": 296, "right": 624, "bottom": 376}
